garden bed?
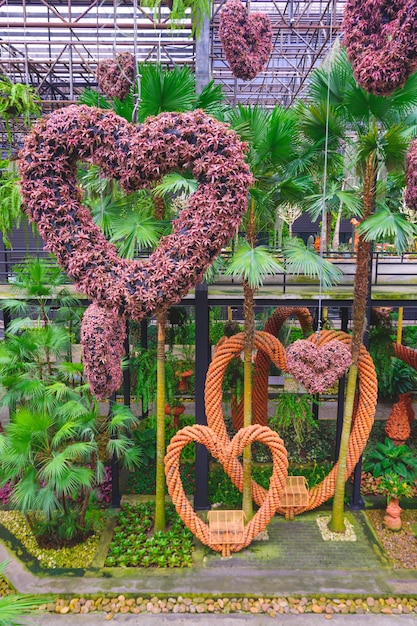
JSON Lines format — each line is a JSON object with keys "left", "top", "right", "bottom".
{"left": 366, "top": 509, "right": 417, "bottom": 569}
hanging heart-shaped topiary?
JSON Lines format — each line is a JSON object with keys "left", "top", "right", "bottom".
{"left": 343, "top": 0, "right": 417, "bottom": 96}
{"left": 19, "top": 105, "right": 252, "bottom": 398}
{"left": 286, "top": 339, "right": 352, "bottom": 394}
{"left": 96, "top": 52, "right": 135, "bottom": 100}
{"left": 219, "top": 0, "right": 272, "bottom": 81}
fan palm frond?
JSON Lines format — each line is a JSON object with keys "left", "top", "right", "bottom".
{"left": 284, "top": 238, "right": 343, "bottom": 287}
{"left": 226, "top": 241, "right": 285, "bottom": 289}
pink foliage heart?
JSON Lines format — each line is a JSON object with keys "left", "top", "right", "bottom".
{"left": 96, "top": 52, "right": 135, "bottom": 100}
{"left": 19, "top": 106, "right": 252, "bottom": 398}
{"left": 286, "top": 340, "right": 352, "bottom": 394}
{"left": 219, "top": 0, "right": 272, "bottom": 82}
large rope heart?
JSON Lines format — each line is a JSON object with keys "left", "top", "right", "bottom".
{"left": 165, "top": 424, "right": 288, "bottom": 553}
{"left": 219, "top": 0, "right": 272, "bottom": 81}
{"left": 286, "top": 339, "right": 352, "bottom": 395}
{"left": 19, "top": 106, "right": 252, "bottom": 398}
{"left": 205, "top": 329, "right": 377, "bottom": 515}
{"left": 343, "top": 0, "right": 417, "bottom": 96}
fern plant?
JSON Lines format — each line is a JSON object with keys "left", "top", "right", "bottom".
{"left": 0, "top": 161, "right": 23, "bottom": 246}
{"left": 0, "top": 75, "right": 41, "bottom": 142}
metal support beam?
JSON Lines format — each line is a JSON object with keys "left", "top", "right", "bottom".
{"left": 194, "top": 282, "right": 210, "bottom": 511}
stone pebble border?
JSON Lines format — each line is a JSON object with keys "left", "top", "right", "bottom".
{"left": 37, "top": 595, "right": 417, "bottom": 619}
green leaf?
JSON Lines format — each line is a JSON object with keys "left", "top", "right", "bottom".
{"left": 284, "top": 238, "right": 343, "bottom": 287}
{"left": 225, "top": 241, "right": 285, "bottom": 289}
{"left": 138, "top": 64, "right": 195, "bottom": 122}
{"left": 358, "top": 205, "right": 416, "bottom": 254}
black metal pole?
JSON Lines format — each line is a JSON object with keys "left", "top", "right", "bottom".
{"left": 194, "top": 283, "right": 210, "bottom": 511}
{"left": 123, "top": 320, "right": 131, "bottom": 408}
{"left": 109, "top": 392, "right": 121, "bottom": 508}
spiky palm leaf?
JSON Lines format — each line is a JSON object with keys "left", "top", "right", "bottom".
{"left": 226, "top": 241, "right": 285, "bottom": 290}
{"left": 284, "top": 238, "right": 343, "bottom": 288}
{"left": 138, "top": 64, "right": 196, "bottom": 121}
{"left": 153, "top": 172, "right": 197, "bottom": 198}
{"left": 358, "top": 204, "right": 417, "bottom": 254}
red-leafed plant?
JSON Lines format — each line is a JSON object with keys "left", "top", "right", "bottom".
{"left": 96, "top": 52, "right": 135, "bottom": 100}
{"left": 19, "top": 105, "right": 252, "bottom": 398}
{"left": 219, "top": 0, "right": 272, "bottom": 82}
{"left": 405, "top": 139, "right": 417, "bottom": 212}
{"left": 343, "top": 0, "right": 417, "bottom": 96}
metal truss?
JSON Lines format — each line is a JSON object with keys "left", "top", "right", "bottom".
{"left": 211, "top": 0, "right": 346, "bottom": 107}
{"left": 0, "top": 1, "right": 346, "bottom": 137}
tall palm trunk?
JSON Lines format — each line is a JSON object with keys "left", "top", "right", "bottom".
{"left": 329, "top": 153, "right": 375, "bottom": 532}
{"left": 242, "top": 201, "right": 256, "bottom": 521}
{"left": 155, "top": 309, "right": 167, "bottom": 533}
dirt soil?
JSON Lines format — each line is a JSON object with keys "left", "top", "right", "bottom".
{"left": 366, "top": 509, "right": 417, "bottom": 569}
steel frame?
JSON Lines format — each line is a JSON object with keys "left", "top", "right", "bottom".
{"left": 0, "top": 0, "right": 346, "bottom": 150}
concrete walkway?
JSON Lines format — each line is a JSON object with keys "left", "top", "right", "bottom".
{"left": 24, "top": 614, "right": 417, "bottom": 624}
{"left": 1, "top": 510, "right": 417, "bottom": 623}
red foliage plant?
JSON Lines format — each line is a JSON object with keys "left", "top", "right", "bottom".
{"left": 19, "top": 105, "right": 252, "bottom": 398}
{"left": 405, "top": 139, "right": 417, "bottom": 212}
{"left": 286, "top": 339, "right": 352, "bottom": 394}
{"left": 343, "top": 0, "right": 417, "bottom": 96}
{"left": 96, "top": 52, "right": 135, "bottom": 100}
{"left": 218, "top": 0, "right": 272, "bottom": 82}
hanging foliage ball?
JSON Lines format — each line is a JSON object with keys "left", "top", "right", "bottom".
{"left": 405, "top": 139, "right": 417, "bottom": 212}
{"left": 219, "top": 0, "right": 272, "bottom": 82}
{"left": 342, "top": 0, "right": 417, "bottom": 96}
{"left": 19, "top": 105, "right": 252, "bottom": 398}
{"left": 96, "top": 52, "right": 135, "bottom": 100}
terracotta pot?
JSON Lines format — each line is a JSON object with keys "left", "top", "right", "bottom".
{"left": 165, "top": 403, "right": 185, "bottom": 428}
{"left": 176, "top": 369, "right": 193, "bottom": 392}
{"left": 383, "top": 496, "right": 402, "bottom": 531}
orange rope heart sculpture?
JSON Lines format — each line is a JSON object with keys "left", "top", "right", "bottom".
{"left": 205, "top": 329, "right": 377, "bottom": 515}
{"left": 165, "top": 424, "right": 288, "bottom": 553}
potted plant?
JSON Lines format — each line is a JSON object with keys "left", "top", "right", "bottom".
{"left": 380, "top": 473, "right": 414, "bottom": 531}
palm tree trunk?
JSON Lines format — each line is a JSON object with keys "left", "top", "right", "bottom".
{"left": 242, "top": 278, "right": 254, "bottom": 521}
{"left": 154, "top": 309, "right": 167, "bottom": 533}
{"left": 329, "top": 153, "right": 375, "bottom": 532}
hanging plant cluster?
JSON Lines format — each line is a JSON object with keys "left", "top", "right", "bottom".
{"left": 80, "top": 304, "right": 127, "bottom": 400}
{"left": 342, "top": 0, "right": 417, "bottom": 96}
{"left": 96, "top": 52, "right": 135, "bottom": 100}
{"left": 19, "top": 105, "right": 252, "bottom": 398}
{"left": 286, "top": 339, "right": 352, "bottom": 394}
{"left": 405, "top": 139, "right": 417, "bottom": 212}
{"left": 218, "top": 0, "right": 272, "bottom": 82}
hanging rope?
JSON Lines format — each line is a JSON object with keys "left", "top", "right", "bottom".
{"left": 316, "top": 2, "right": 336, "bottom": 335}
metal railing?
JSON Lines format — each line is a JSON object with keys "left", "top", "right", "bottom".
{"left": 1, "top": 247, "right": 417, "bottom": 291}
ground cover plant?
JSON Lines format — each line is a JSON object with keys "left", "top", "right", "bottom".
{"left": 104, "top": 502, "right": 194, "bottom": 568}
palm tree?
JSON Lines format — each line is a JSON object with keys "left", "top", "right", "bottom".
{"left": 300, "top": 49, "right": 417, "bottom": 532}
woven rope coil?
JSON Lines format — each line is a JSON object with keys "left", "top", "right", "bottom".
{"left": 164, "top": 424, "right": 288, "bottom": 553}
{"left": 393, "top": 343, "right": 417, "bottom": 370}
{"left": 205, "top": 329, "right": 377, "bottom": 514}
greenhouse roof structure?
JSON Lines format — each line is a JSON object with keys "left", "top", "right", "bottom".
{"left": 0, "top": 0, "right": 346, "bottom": 110}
